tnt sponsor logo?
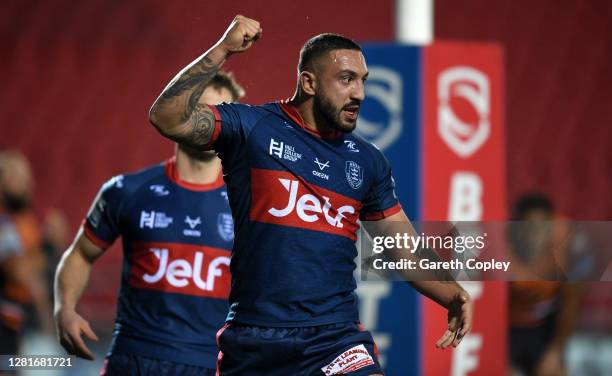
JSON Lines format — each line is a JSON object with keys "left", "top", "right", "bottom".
{"left": 140, "top": 211, "right": 173, "bottom": 229}
{"left": 183, "top": 216, "right": 202, "bottom": 237}
{"left": 129, "top": 242, "right": 230, "bottom": 299}
{"left": 250, "top": 169, "right": 361, "bottom": 239}
{"left": 321, "top": 344, "right": 375, "bottom": 375}
{"left": 269, "top": 138, "right": 302, "bottom": 162}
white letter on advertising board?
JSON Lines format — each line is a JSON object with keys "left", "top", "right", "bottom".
{"left": 448, "top": 172, "right": 483, "bottom": 221}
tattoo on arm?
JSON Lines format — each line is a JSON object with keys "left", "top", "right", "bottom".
{"left": 152, "top": 56, "right": 219, "bottom": 146}
{"left": 187, "top": 104, "right": 216, "bottom": 147}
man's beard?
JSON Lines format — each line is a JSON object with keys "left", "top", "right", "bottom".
{"left": 313, "top": 95, "right": 356, "bottom": 133}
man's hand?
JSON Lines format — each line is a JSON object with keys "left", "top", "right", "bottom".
{"left": 217, "top": 15, "right": 262, "bottom": 55}
{"left": 55, "top": 309, "right": 98, "bottom": 360}
{"left": 436, "top": 291, "right": 473, "bottom": 349}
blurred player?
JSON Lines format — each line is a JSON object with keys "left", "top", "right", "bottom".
{"left": 0, "top": 211, "right": 24, "bottom": 357}
{"left": 150, "top": 15, "right": 472, "bottom": 375}
{"left": 508, "top": 194, "right": 585, "bottom": 376}
{"left": 0, "top": 151, "right": 54, "bottom": 348}
{"left": 54, "top": 71, "right": 243, "bottom": 375}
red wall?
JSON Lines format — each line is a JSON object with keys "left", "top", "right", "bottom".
{"left": 0, "top": 0, "right": 394, "bottom": 231}
{"left": 0, "top": 0, "right": 393, "bottom": 321}
{"left": 436, "top": 0, "right": 612, "bottom": 220}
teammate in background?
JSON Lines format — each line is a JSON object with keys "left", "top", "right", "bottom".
{"left": 54, "top": 71, "right": 243, "bottom": 375}
{"left": 509, "top": 194, "right": 585, "bottom": 376}
{"left": 0, "top": 151, "right": 54, "bottom": 348}
{"left": 150, "top": 15, "right": 472, "bottom": 375}
{"left": 0, "top": 212, "right": 25, "bottom": 358}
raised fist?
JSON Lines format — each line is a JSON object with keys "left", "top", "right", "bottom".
{"left": 218, "top": 15, "right": 262, "bottom": 54}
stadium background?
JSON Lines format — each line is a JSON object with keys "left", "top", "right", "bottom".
{"left": 1, "top": 0, "right": 610, "bottom": 374}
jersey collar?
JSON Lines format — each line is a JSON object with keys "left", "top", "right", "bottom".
{"left": 164, "top": 157, "right": 224, "bottom": 192}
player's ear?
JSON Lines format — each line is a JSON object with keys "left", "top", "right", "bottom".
{"left": 299, "top": 71, "right": 316, "bottom": 96}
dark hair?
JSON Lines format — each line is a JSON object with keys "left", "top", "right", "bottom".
{"left": 298, "top": 33, "right": 362, "bottom": 73}
{"left": 206, "top": 70, "right": 245, "bottom": 101}
{"left": 512, "top": 193, "right": 554, "bottom": 219}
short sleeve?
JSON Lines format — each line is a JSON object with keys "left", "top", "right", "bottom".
{"left": 360, "top": 149, "right": 402, "bottom": 221}
{"left": 0, "top": 218, "right": 21, "bottom": 262}
{"left": 206, "top": 103, "right": 265, "bottom": 155}
{"left": 83, "top": 175, "right": 126, "bottom": 248}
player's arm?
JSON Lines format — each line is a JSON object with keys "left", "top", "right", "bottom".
{"left": 53, "top": 228, "right": 104, "bottom": 360}
{"left": 149, "top": 15, "right": 261, "bottom": 149}
{"left": 535, "top": 282, "right": 585, "bottom": 375}
{"left": 362, "top": 210, "right": 473, "bottom": 349}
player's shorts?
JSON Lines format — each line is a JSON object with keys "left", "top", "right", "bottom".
{"left": 0, "top": 321, "right": 19, "bottom": 355}
{"left": 509, "top": 314, "right": 557, "bottom": 374}
{"left": 217, "top": 321, "right": 383, "bottom": 376}
{"left": 100, "top": 353, "right": 215, "bottom": 376}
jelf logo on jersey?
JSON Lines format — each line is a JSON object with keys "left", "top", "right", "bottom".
{"left": 355, "top": 67, "right": 403, "bottom": 151}
{"left": 129, "top": 242, "right": 230, "bottom": 299}
{"left": 249, "top": 169, "right": 361, "bottom": 239}
{"left": 438, "top": 66, "right": 490, "bottom": 158}
{"left": 217, "top": 213, "right": 234, "bottom": 242}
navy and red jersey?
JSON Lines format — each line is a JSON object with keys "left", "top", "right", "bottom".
{"left": 206, "top": 101, "right": 401, "bottom": 327}
{"left": 83, "top": 158, "right": 233, "bottom": 368}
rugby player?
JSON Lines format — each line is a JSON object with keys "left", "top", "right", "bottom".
{"left": 54, "top": 72, "right": 243, "bottom": 375}
{"left": 150, "top": 15, "right": 472, "bottom": 375}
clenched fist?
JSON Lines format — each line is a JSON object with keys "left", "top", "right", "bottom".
{"left": 217, "top": 15, "right": 262, "bottom": 55}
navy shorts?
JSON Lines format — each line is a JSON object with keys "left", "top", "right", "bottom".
{"left": 101, "top": 353, "right": 215, "bottom": 376}
{"left": 217, "top": 322, "right": 383, "bottom": 376}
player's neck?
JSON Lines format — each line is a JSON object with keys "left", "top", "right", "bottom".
{"left": 289, "top": 93, "right": 335, "bottom": 134}
{"left": 174, "top": 147, "right": 221, "bottom": 185}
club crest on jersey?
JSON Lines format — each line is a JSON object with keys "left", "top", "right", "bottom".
{"left": 217, "top": 213, "right": 234, "bottom": 242}
{"left": 345, "top": 161, "right": 363, "bottom": 189}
